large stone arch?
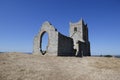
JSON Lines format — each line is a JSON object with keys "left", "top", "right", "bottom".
{"left": 33, "top": 21, "right": 58, "bottom": 55}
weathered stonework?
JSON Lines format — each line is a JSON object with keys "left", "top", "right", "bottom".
{"left": 33, "top": 19, "right": 91, "bottom": 56}
{"left": 33, "top": 21, "right": 58, "bottom": 55}
{"left": 69, "top": 19, "right": 91, "bottom": 56}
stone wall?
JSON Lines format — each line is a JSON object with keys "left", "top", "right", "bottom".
{"left": 33, "top": 21, "right": 58, "bottom": 55}
{"left": 58, "top": 33, "right": 75, "bottom": 56}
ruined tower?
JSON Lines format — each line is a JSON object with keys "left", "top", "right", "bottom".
{"left": 69, "top": 19, "right": 91, "bottom": 56}
{"left": 33, "top": 18, "right": 91, "bottom": 57}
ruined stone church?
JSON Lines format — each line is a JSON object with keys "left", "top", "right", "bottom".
{"left": 33, "top": 19, "right": 91, "bottom": 57}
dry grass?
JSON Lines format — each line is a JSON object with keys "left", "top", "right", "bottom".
{"left": 0, "top": 52, "right": 120, "bottom": 80}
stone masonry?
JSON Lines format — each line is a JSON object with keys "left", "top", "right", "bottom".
{"left": 33, "top": 19, "right": 91, "bottom": 56}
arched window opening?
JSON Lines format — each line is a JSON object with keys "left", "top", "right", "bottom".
{"left": 74, "top": 27, "right": 77, "bottom": 32}
{"left": 40, "top": 32, "right": 49, "bottom": 55}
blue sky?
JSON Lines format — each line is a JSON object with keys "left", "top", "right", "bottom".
{"left": 0, "top": 0, "right": 120, "bottom": 55}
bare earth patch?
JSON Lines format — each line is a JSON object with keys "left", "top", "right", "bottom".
{"left": 0, "top": 52, "right": 120, "bottom": 80}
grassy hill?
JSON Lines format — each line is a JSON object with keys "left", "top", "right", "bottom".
{"left": 0, "top": 52, "right": 120, "bottom": 80}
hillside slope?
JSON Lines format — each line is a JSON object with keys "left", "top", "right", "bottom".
{"left": 0, "top": 52, "right": 120, "bottom": 80}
